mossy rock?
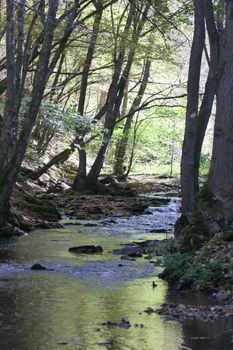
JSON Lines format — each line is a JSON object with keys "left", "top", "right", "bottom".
{"left": 0, "top": 224, "right": 15, "bottom": 237}
{"left": 180, "top": 212, "right": 209, "bottom": 251}
{"left": 197, "top": 185, "right": 217, "bottom": 211}
{"left": 24, "top": 194, "right": 61, "bottom": 221}
{"left": 32, "top": 203, "right": 61, "bottom": 220}
{"left": 189, "top": 212, "right": 208, "bottom": 235}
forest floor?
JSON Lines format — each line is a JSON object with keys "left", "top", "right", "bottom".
{"left": 10, "top": 173, "right": 180, "bottom": 233}
{"left": 53, "top": 175, "right": 180, "bottom": 220}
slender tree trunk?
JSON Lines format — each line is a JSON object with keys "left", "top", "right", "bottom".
{"left": 49, "top": 53, "right": 65, "bottom": 101}
{"left": 74, "top": 3, "right": 136, "bottom": 189}
{"left": 125, "top": 113, "right": 140, "bottom": 178}
{"left": 86, "top": 3, "right": 150, "bottom": 186}
{"left": 78, "top": 7, "right": 103, "bottom": 115}
{"left": 29, "top": 147, "right": 74, "bottom": 180}
{"left": 72, "top": 5, "right": 103, "bottom": 191}
{"left": 181, "top": 0, "right": 205, "bottom": 216}
{"left": 86, "top": 55, "right": 133, "bottom": 184}
{"left": 114, "top": 59, "right": 151, "bottom": 178}
{"left": 0, "top": 0, "right": 16, "bottom": 171}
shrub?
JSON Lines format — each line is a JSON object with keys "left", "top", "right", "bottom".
{"left": 163, "top": 252, "right": 192, "bottom": 281}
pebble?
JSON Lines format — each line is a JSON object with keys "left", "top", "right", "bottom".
{"left": 145, "top": 302, "right": 233, "bottom": 320}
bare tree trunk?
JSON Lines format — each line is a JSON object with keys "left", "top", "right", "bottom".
{"left": 72, "top": 4, "right": 103, "bottom": 191}
{"left": 29, "top": 147, "right": 74, "bottom": 180}
{"left": 73, "top": 148, "right": 87, "bottom": 191}
{"left": 114, "top": 59, "right": 151, "bottom": 179}
{"left": 209, "top": 1, "right": 233, "bottom": 209}
{"left": 0, "top": 0, "right": 59, "bottom": 223}
{"left": 125, "top": 113, "right": 140, "bottom": 178}
{"left": 0, "top": 0, "right": 16, "bottom": 171}
{"left": 86, "top": 3, "right": 150, "bottom": 187}
{"left": 74, "top": 3, "right": 136, "bottom": 189}
{"left": 181, "top": 0, "right": 205, "bottom": 216}
{"left": 49, "top": 53, "right": 65, "bottom": 102}
{"left": 193, "top": 0, "right": 220, "bottom": 191}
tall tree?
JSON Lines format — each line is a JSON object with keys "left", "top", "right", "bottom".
{"left": 209, "top": 0, "right": 233, "bottom": 221}
{"left": 180, "top": 0, "right": 221, "bottom": 218}
{"left": 193, "top": 0, "right": 220, "bottom": 192}
{"left": 0, "top": 0, "right": 81, "bottom": 224}
{"left": 180, "top": 0, "right": 205, "bottom": 217}
{"left": 73, "top": 0, "right": 151, "bottom": 190}
{"left": 113, "top": 58, "right": 151, "bottom": 179}
{"left": 73, "top": 1, "right": 104, "bottom": 191}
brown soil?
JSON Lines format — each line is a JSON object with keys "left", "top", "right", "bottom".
{"left": 53, "top": 192, "right": 170, "bottom": 220}
{"left": 9, "top": 175, "right": 180, "bottom": 231}
{"left": 52, "top": 175, "right": 180, "bottom": 220}
{"left": 125, "top": 175, "right": 180, "bottom": 194}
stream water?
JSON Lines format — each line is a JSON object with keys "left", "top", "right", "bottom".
{"left": 0, "top": 195, "right": 233, "bottom": 350}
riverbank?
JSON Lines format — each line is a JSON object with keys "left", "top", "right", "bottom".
{"left": 152, "top": 228, "right": 233, "bottom": 322}
{"left": 6, "top": 175, "right": 179, "bottom": 235}
{"left": 159, "top": 235, "right": 233, "bottom": 292}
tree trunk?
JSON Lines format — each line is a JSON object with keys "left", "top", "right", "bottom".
{"left": 73, "top": 148, "right": 87, "bottom": 191}
{"left": 0, "top": 0, "right": 16, "bottom": 171}
{"left": 209, "top": 1, "right": 233, "bottom": 212}
{"left": 114, "top": 59, "right": 151, "bottom": 179}
{"left": 87, "top": 130, "right": 113, "bottom": 185}
{"left": 181, "top": 0, "right": 205, "bottom": 216}
{"left": 86, "top": 3, "right": 150, "bottom": 187}
{"left": 74, "top": 3, "right": 136, "bottom": 189}
{"left": 29, "top": 147, "right": 74, "bottom": 180}
{"left": 0, "top": 0, "right": 59, "bottom": 223}
{"left": 72, "top": 5, "right": 103, "bottom": 192}
{"left": 193, "top": 0, "right": 220, "bottom": 191}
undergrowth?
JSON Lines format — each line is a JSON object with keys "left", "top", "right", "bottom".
{"left": 161, "top": 236, "right": 233, "bottom": 289}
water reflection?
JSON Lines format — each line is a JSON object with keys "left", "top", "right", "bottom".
{"left": 0, "top": 273, "right": 183, "bottom": 350}
{"left": 0, "top": 197, "right": 232, "bottom": 349}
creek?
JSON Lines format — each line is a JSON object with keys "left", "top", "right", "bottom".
{"left": 0, "top": 194, "right": 233, "bottom": 350}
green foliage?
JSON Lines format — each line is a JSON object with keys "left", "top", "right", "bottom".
{"left": 67, "top": 108, "right": 103, "bottom": 139}
{"left": 163, "top": 252, "right": 192, "bottom": 280}
{"left": 199, "top": 153, "right": 211, "bottom": 178}
{"left": 111, "top": 107, "right": 184, "bottom": 176}
{"left": 163, "top": 243, "right": 226, "bottom": 287}
{"left": 181, "top": 264, "right": 209, "bottom": 285}
{"left": 181, "top": 259, "right": 224, "bottom": 286}
{"left": 20, "top": 99, "right": 104, "bottom": 155}
{"left": 162, "top": 232, "right": 233, "bottom": 289}
{"left": 21, "top": 98, "right": 77, "bottom": 137}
